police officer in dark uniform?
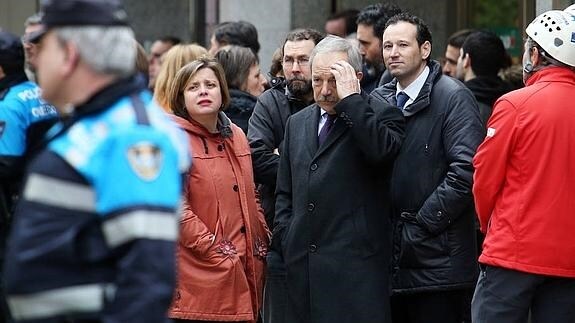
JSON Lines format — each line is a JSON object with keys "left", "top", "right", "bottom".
{"left": 2, "top": 1, "right": 190, "bottom": 322}
{"left": 0, "top": 31, "right": 57, "bottom": 228}
{"left": 0, "top": 31, "right": 58, "bottom": 322}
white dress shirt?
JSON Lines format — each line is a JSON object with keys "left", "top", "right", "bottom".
{"left": 395, "top": 66, "right": 430, "bottom": 108}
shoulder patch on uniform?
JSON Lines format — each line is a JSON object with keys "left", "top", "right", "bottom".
{"left": 486, "top": 127, "right": 496, "bottom": 137}
{"left": 127, "top": 142, "right": 163, "bottom": 181}
{"left": 0, "top": 121, "right": 5, "bottom": 138}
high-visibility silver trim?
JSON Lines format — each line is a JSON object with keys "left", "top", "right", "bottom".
{"left": 24, "top": 173, "right": 96, "bottom": 212}
{"left": 8, "top": 284, "right": 115, "bottom": 320}
{"left": 102, "top": 210, "right": 178, "bottom": 248}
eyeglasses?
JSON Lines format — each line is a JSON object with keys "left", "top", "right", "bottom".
{"left": 21, "top": 35, "right": 35, "bottom": 44}
{"left": 282, "top": 56, "right": 310, "bottom": 67}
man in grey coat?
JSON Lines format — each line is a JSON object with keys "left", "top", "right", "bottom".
{"left": 271, "top": 35, "right": 405, "bottom": 323}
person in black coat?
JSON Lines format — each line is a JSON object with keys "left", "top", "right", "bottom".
{"left": 453, "top": 31, "right": 513, "bottom": 322}
{"left": 455, "top": 30, "right": 513, "bottom": 126}
{"left": 272, "top": 35, "right": 404, "bottom": 323}
{"left": 371, "top": 13, "right": 485, "bottom": 323}
{"left": 215, "top": 45, "right": 265, "bottom": 133}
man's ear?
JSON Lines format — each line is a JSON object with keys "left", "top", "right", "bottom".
{"left": 61, "top": 41, "right": 80, "bottom": 77}
{"left": 463, "top": 53, "right": 471, "bottom": 69}
{"left": 531, "top": 46, "right": 541, "bottom": 67}
{"left": 421, "top": 41, "right": 432, "bottom": 60}
{"left": 356, "top": 71, "right": 363, "bottom": 82}
{"left": 0, "top": 65, "right": 5, "bottom": 79}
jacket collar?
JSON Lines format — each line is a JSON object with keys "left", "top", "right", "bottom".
{"left": 229, "top": 88, "right": 257, "bottom": 101}
{"left": 171, "top": 111, "right": 233, "bottom": 139}
{"left": 0, "top": 71, "right": 28, "bottom": 100}
{"left": 464, "top": 75, "right": 511, "bottom": 106}
{"left": 42, "top": 76, "right": 144, "bottom": 148}
{"left": 379, "top": 60, "right": 442, "bottom": 117}
{"left": 71, "top": 76, "right": 143, "bottom": 119}
{"left": 525, "top": 66, "right": 575, "bottom": 87}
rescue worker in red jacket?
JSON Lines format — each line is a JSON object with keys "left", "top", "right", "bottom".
{"left": 472, "top": 8, "right": 575, "bottom": 323}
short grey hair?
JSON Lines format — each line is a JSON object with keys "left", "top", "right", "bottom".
{"left": 55, "top": 26, "right": 136, "bottom": 77}
{"left": 309, "top": 35, "right": 362, "bottom": 72}
{"left": 24, "top": 13, "right": 42, "bottom": 27}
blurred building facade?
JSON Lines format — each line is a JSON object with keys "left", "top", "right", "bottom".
{"left": 1, "top": 0, "right": 573, "bottom": 75}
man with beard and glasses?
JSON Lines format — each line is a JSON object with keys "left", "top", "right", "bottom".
{"left": 247, "top": 28, "right": 323, "bottom": 323}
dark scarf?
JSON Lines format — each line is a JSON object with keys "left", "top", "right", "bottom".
{"left": 465, "top": 75, "right": 512, "bottom": 107}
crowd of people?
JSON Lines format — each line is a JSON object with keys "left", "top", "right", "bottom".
{"left": 1, "top": 0, "right": 575, "bottom": 322}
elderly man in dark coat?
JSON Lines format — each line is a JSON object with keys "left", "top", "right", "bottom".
{"left": 271, "top": 35, "right": 405, "bottom": 323}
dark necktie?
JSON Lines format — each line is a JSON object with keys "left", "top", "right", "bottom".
{"left": 318, "top": 113, "right": 337, "bottom": 146}
{"left": 396, "top": 91, "right": 409, "bottom": 109}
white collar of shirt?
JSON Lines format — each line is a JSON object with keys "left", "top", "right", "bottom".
{"left": 395, "top": 65, "right": 430, "bottom": 108}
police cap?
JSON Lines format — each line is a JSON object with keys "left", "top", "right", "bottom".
{"left": 0, "top": 31, "right": 25, "bottom": 66}
{"left": 30, "top": 0, "right": 130, "bottom": 43}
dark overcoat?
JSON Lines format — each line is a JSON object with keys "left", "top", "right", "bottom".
{"left": 371, "top": 60, "right": 485, "bottom": 293}
{"left": 272, "top": 92, "right": 405, "bottom": 323}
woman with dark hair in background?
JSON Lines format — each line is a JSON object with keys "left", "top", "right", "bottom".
{"left": 166, "top": 57, "right": 269, "bottom": 323}
{"left": 215, "top": 45, "right": 265, "bottom": 133}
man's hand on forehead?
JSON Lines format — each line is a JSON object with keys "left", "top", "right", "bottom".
{"left": 330, "top": 60, "right": 360, "bottom": 100}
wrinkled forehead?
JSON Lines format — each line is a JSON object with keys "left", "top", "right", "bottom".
{"left": 283, "top": 39, "right": 315, "bottom": 57}
{"left": 312, "top": 51, "right": 348, "bottom": 75}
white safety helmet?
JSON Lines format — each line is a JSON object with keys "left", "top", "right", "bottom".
{"left": 525, "top": 10, "right": 575, "bottom": 67}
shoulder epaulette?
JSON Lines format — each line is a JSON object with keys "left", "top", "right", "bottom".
{"left": 270, "top": 77, "right": 286, "bottom": 90}
{"left": 0, "top": 88, "right": 9, "bottom": 101}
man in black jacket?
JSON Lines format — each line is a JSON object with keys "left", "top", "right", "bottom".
{"left": 455, "top": 30, "right": 512, "bottom": 126}
{"left": 247, "top": 28, "right": 323, "bottom": 323}
{"left": 454, "top": 31, "right": 512, "bottom": 322}
{"left": 372, "top": 13, "right": 485, "bottom": 323}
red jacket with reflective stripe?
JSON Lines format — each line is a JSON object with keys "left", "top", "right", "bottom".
{"left": 473, "top": 67, "right": 575, "bottom": 278}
